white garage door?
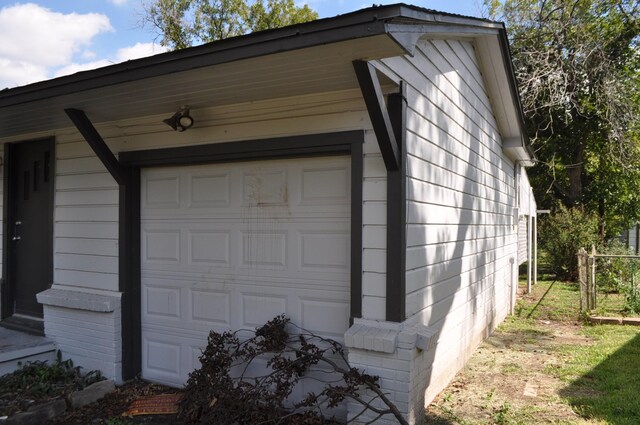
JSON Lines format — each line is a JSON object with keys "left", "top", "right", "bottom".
{"left": 140, "top": 156, "right": 351, "bottom": 386}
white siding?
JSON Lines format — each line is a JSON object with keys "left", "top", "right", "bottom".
{"left": 362, "top": 132, "right": 387, "bottom": 320}
{"left": 0, "top": 89, "right": 377, "bottom": 296}
{"left": 0, "top": 89, "right": 385, "bottom": 382}
{"left": 55, "top": 129, "right": 120, "bottom": 292}
{"left": 377, "top": 38, "right": 518, "bottom": 417}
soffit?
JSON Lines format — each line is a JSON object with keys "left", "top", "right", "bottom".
{"left": 0, "top": 34, "right": 401, "bottom": 139}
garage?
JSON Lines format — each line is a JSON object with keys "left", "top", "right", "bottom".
{"left": 139, "top": 156, "right": 352, "bottom": 386}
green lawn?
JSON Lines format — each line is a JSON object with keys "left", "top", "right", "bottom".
{"left": 426, "top": 279, "right": 640, "bottom": 424}
{"left": 521, "top": 279, "right": 640, "bottom": 424}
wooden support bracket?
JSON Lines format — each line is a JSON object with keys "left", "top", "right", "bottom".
{"left": 353, "top": 60, "right": 400, "bottom": 171}
{"left": 64, "top": 108, "right": 127, "bottom": 185}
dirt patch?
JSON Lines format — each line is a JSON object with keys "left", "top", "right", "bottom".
{"left": 426, "top": 319, "right": 594, "bottom": 424}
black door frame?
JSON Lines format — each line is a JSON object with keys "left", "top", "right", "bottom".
{"left": 1, "top": 138, "right": 55, "bottom": 321}
{"left": 118, "top": 131, "right": 365, "bottom": 379}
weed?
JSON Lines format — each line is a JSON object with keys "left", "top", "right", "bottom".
{"left": 0, "top": 350, "right": 104, "bottom": 417}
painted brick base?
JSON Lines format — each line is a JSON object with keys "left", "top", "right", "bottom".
{"left": 37, "top": 288, "right": 122, "bottom": 382}
{"left": 345, "top": 308, "right": 509, "bottom": 424}
{"left": 345, "top": 319, "right": 439, "bottom": 424}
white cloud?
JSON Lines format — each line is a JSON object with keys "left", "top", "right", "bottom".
{"left": 115, "top": 42, "right": 168, "bottom": 62}
{"left": 0, "top": 58, "right": 48, "bottom": 88}
{"left": 82, "top": 50, "right": 97, "bottom": 60}
{"left": 53, "top": 59, "right": 114, "bottom": 79}
{"left": 0, "top": 3, "right": 112, "bottom": 88}
{"left": 53, "top": 43, "right": 168, "bottom": 79}
{"left": 109, "top": 0, "right": 129, "bottom": 5}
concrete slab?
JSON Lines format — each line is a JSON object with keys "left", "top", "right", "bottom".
{"left": 0, "top": 327, "right": 55, "bottom": 375}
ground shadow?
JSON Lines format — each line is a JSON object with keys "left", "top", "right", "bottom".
{"left": 558, "top": 331, "right": 640, "bottom": 424}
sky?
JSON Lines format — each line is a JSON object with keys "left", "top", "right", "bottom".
{"left": 0, "top": 0, "right": 484, "bottom": 89}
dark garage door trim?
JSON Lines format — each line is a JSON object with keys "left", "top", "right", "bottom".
{"left": 118, "top": 130, "right": 364, "bottom": 379}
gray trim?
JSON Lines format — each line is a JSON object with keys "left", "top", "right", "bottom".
{"left": 118, "top": 131, "right": 364, "bottom": 377}
{"left": 353, "top": 60, "right": 400, "bottom": 171}
{"left": 1, "top": 143, "right": 11, "bottom": 320}
{"left": 1, "top": 138, "right": 55, "bottom": 325}
{"left": 119, "top": 166, "right": 140, "bottom": 380}
{"left": 64, "top": 109, "right": 127, "bottom": 185}
{"left": 0, "top": 4, "right": 502, "bottom": 109}
{"left": 385, "top": 84, "right": 407, "bottom": 323}
{"left": 497, "top": 27, "right": 534, "bottom": 161}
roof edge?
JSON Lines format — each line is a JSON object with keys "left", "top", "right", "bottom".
{"left": 0, "top": 3, "right": 502, "bottom": 109}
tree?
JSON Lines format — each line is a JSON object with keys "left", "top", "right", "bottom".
{"left": 485, "top": 0, "right": 640, "bottom": 237}
{"left": 142, "top": 0, "right": 318, "bottom": 49}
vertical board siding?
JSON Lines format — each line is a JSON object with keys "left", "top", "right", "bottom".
{"left": 379, "top": 38, "right": 518, "bottom": 404}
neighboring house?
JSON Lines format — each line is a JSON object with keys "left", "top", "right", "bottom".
{"left": 621, "top": 224, "right": 640, "bottom": 254}
{"left": 0, "top": 4, "right": 535, "bottom": 424}
{"left": 517, "top": 167, "right": 538, "bottom": 291}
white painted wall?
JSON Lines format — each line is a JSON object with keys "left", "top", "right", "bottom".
{"left": 399, "top": 37, "right": 518, "bottom": 417}
{"left": 0, "top": 37, "right": 530, "bottom": 423}
{"left": 347, "top": 38, "right": 521, "bottom": 424}
{"left": 0, "top": 88, "right": 386, "bottom": 382}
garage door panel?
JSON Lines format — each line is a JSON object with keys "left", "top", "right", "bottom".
{"left": 300, "top": 165, "right": 350, "bottom": 204}
{"left": 298, "top": 231, "right": 349, "bottom": 271}
{"left": 241, "top": 231, "right": 287, "bottom": 268}
{"left": 243, "top": 169, "right": 288, "bottom": 205}
{"left": 143, "top": 174, "right": 181, "bottom": 209}
{"left": 188, "top": 230, "right": 230, "bottom": 266}
{"left": 144, "top": 285, "right": 181, "bottom": 319}
{"left": 242, "top": 294, "right": 287, "bottom": 328}
{"left": 142, "top": 229, "right": 181, "bottom": 263}
{"left": 144, "top": 337, "right": 182, "bottom": 379}
{"left": 189, "top": 289, "right": 231, "bottom": 325}
{"left": 141, "top": 156, "right": 351, "bottom": 389}
{"left": 300, "top": 298, "right": 349, "bottom": 338}
{"left": 189, "top": 173, "right": 230, "bottom": 208}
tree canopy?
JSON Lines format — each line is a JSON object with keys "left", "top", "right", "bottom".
{"left": 486, "top": 0, "right": 640, "bottom": 237}
{"left": 142, "top": 0, "right": 318, "bottom": 49}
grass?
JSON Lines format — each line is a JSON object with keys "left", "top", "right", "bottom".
{"left": 521, "top": 280, "right": 640, "bottom": 424}
{"left": 558, "top": 326, "right": 640, "bottom": 424}
{"left": 514, "top": 278, "right": 581, "bottom": 321}
{"left": 426, "top": 277, "right": 640, "bottom": 424}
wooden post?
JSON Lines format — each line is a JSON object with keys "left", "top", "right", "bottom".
{"left": 578, "top": 248, "right": 587, "bottom": 312}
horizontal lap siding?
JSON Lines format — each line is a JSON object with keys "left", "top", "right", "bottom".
{"left": 55, "top": 129, "right": 120, "bottom": 292}
{"left": 362, "top": 132, "right": 386, "bottom": 319}
{"left": 378, "top": 38, "right": 517, "bottom": 403}
{"left": 1, "top": 89, "right": 379, "bottom": 298}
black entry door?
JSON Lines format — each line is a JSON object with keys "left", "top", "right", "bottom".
{"left": 7, "top": 139, "right": 54, "bottom": 318}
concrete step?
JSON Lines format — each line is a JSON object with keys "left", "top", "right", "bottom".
{"left": 0, "top": 327, "right": 56, "bottom": 376}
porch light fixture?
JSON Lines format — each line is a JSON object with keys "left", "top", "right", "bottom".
{"left": 163, "top": 106, "right": 194, "bottom": 132}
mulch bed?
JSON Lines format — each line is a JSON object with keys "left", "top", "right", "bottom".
{"left": 46, "top": 379, "right": 342, "bottom": 424}
{"left": 47, "top": 379, "right": 183, "bottom": 424}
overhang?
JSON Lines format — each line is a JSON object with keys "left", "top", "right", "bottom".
{"left": 0, "top": 2, "right": 532, "bottom": 162}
